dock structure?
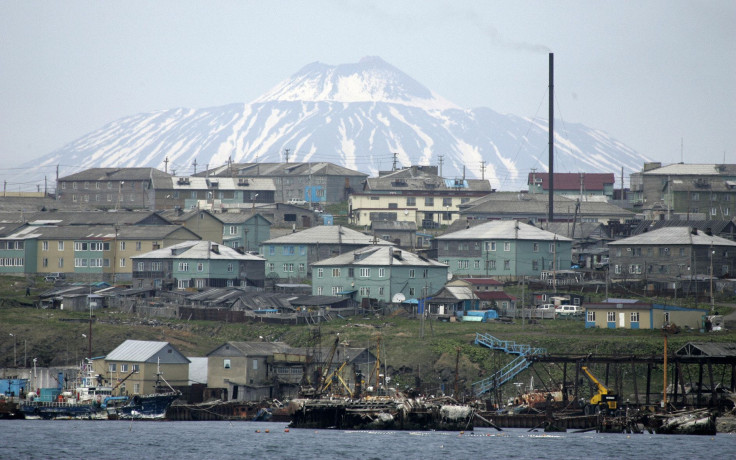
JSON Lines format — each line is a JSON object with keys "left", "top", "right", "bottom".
{"left": 473, "top": 337, "right": 736, "bottom": 411}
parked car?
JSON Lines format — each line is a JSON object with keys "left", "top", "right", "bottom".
{"left": 44, "top": 273, "right": 64, "bottom": 282}
{"left": 287, "top": 198, "right": 307, "bottom": 206}
{"left": 555, "top": 305, "right": 582, "bottom": 316}
{"left": 536, "top": 304, "right": 556, "bottom": 311}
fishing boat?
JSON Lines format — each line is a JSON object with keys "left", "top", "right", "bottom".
{"left": 20, "top": 360, "right": 180, "bottom": 420}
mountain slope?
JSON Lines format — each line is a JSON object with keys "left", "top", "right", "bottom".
{"left": 14, "top": 56, "right": 648, "bottom": 191}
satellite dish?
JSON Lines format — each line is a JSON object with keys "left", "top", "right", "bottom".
{"left": 391, "top": 293, "right": 406, "bottom": 303}
{"left": 404, "top": 209, "right": 409, "bottom": 215}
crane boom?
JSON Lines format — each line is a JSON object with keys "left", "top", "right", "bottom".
{"left": 581, "top": 366, "right": 617, "bottom": 410}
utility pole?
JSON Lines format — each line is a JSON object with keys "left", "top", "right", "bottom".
{"left": 480, "top": 161, "right": 486, "bottom": 180}
{"left": 710, "top": 242, "right": 715, "bottom": 314}
{"left": 548, "top": 52, "right": 555, "bottom": 223}
{"left": 163, "top": 157, "right": 169, "bottom": 174}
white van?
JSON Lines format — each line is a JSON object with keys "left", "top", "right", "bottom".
{"left": 556, "top": 305, "right": 582, "bottom": 316}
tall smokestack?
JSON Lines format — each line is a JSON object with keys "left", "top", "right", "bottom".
{"left": 548, "top": 52, "right": 554, "bottom": 223}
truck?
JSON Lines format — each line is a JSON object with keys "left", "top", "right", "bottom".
{"left": 581, "top": 366, "right": 618, "bottom": 413}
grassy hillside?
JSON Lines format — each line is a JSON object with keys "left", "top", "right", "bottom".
{"left": 2, "top": 276, "right": 734, "bottom": 399}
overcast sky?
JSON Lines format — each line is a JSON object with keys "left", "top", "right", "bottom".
{"left": 1, "top": 0, "right": 734, "bottom": 176}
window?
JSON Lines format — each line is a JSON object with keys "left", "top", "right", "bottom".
{"left": 120, "top": 364, "right": 128, "bottom": 372}
{"left": 135, "top": 241, "right": 142, "bottom": 251}
{"left": 533, "top": 243, "right": 539, "bottom": 252}
{"left": 550, "top": 243, "right": 556, "bottom": 253}
{"left": 503, "top": 260, "right": 510, "bottom": 270}
{"left": 317, "top": 286, "right": 323, "bottom": 295}
{"left": 388, "top": 202, "right": 398, "bottom": 209}
{"left": 409, "top": 288, "right": 415, "bottom": 296}
{"left": 424, "top": 197, "right": 434, "bottom": 206}
{"left": 269, "top": 245, "right": 275, "bottom": 256}
{"left": 332, "top": 268, "right": 341, "bottom": 277}
{"left": 486, "top": 260, "right": 496, "bottom": 270}
{"left": 58, "top": 258, "right": 64, "bottom": 268}
{"left": 42, "top": 258, "right": 48, "bottom": 267}
{"left": 252, "top": 359, "right": 258, "bottom": 370}
{"left": 224, "top": 359, "right": 231, "bottom": 369}
{"left": 282, "top": 245, "right": 295, "bottom": 256}
{"left": 360, "top": 268, "right": 371, "bottom": 277}
{"left": 504, "top": 242, "right": 511, "bottom": 251}
{"left": 119, "top": 258, "right": 126, "bottom": 268}
{"left": 409, "top": 269, "right": 415, "bottom": 278}
{"left": 151, "top": 262, "right": 161, "bottom": 271}
{"left": 132, "top": 364, "right": 139, "bottom": 373}
{"left": 42, "top": 241, "right": 48, "bottom": 251}
{"left": 679, "top": 248, "right": 686, "bottom": 257}
{"left": 109, "top": 363, "right": 116, "bottom": 372}
{"left": 359, "top": 287, "right": 371, "bottom": 296}
{"left": 120, "top": 241, "right": 126, "bottom": 251}
{"left": 133, "top": 383, "right": 140, "bottom": 394}
{"left": 379, "top": 287, "right": 385, "bottom": 296}
{"left": 630, "top": 312, "right": 640, "bottom": 323}
{"left": 137, "top": 262, "right": 145, "bottom": 271}
{"left": 614, "top": 264, "right": 621, "bottom": 274}
{"left": 74, "top": 242, "right": 88, "bottom": 251}
{"left": 298, "top": 263, "right": 305, "bottom": 272}
{"left": 74, "top": 258, "right": 87, "bottom": 267}
{"left": 229, "top": 226, "right": 238, "bottom": 235}
{"left": 485, "top": 242, "right": 496, "bottom": 251}
{"left": 179, "top": 262, "right": 189, "bottom": 271}
{"left": 423, "top": 269, "right": 428, "bottom": 278}
{"left": 317, "top": 268, "right": 323, "bottom": 278}
{"left": 268, "top": 263, "right": 275, "bottom": 272}
{"left": 348, "top": 268, "right": 354, "bottom": 277}
{"left": 442, "top": 198, "right": 452, "bottom": 207}
{"left": 664, "top": 312, "right": 671, "bottom": 323}
{"left": 587, "top": 311, "right": 595, "bottom": 322}
{"left": 226, "top": 263, "right": 233, "bottom": 272}
{"left": 197, "top": 263, "right": 203, "bottom": 272}
{"left": 406, "top": 197, "right": 416, "bottom": 206}
{"left": 299, "top": 246, "right": 306, "bottom": 256}
{"left": 691, "top": 193, "right": 700, "bottom": 201}
{"left": 178, "top": 279, "right": 189, "bottom": 289}
{"left": 607, "top": 312, "right": 615, "bottom": 322}
{"left": 378, "top": 268, "right": 385, "bottom": 278}
{"left": 58, "top": 241, "right": 64, "bottom": 251}
{"left": 532, "top": 260, "right": 539, "bottom": 270}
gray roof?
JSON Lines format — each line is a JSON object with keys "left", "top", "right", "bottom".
{"left": 460, "top": 192, "right": 634, "bottom": 218}
{"left": 105, "top": 340, "right": 191, "bottom": 364}
{"left": 198, "top": 162, "right": 367, "bottom": 179}
{"left": 59, "top": 168, "right": 171, "bottom": 182}
{"left": 437, "top": 220, "right": 572, "bottom": 242}
{"left": 215, "top": 212, "right": 271, "bottom": 225}
{"left": 642, "top": 164, "right": 736, "bottom": 176}
{"left": 676, "top": 342, "right": 736, "bottom": 357}
{"left": 158, "top": 209, "right": 223, "bottom": 224}
{"left": 312, "top": 246, "right": 447, "bottom": 268}
{"left": 630, "top": 220, "right": 736, "bottom": 238}
{"left": 133, "top": 240, "right": 264, "bottom": 261}
{"left": 0, "top": 210, "right": 166, "bottom": 227}
{"left": 262, "top": 225, "right": 393, "bottom": 246}
{"left": 152, "top": 176, "right": 277, "bottom": 191}
{"left": 208, "top": 341, "right": 295, "bottom": 357}
{"left": 0, "top": 224, "right": 199, "bottom": 241}
{"left": 608, "top": 227, "right": 736, "bottom": 247}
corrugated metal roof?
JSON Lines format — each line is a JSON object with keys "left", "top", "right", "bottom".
{"left": 133, "top": 240, "right": 264, "bottom": 261}
{"left": 676, "top": 342, "right": 736, "bottom": 357}
{"left": 262, "top": 225, "right": 393, "bottom": 246}
{"left": 59, "top": 168, "right": 171, "bottom": 182}
{"left": 437, "top": 220, "right": 572, "bottom": 242}
{"left": 312, "top": 246, "right": 447, "bottom": 268}
{"left": 608, "top": 227, "right": 736, "bottom": 247}
{"left": 105, "top": 340, "right": 169, "bottom": 362}
{"left": 642, "top": 164, "right": 722, "bottom": 176}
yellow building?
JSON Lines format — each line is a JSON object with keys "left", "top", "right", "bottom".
{"left": 584, "top": 301, "right": 706, "bottom": 331}
{"left": 94, "top": 340, "right": 191, "bottom": 395}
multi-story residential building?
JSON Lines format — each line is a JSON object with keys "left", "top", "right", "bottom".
{"left": 196, "top": 162, "right": 367, "bottom": 205}
{"left": 527, "top": 172, "right": 616, "bottom": 200}
{"left": 93, "top": 340, "right": 190, "bottom": 395}
{"left": 459, "top": 192, "right": 634, "bottom": 225}
{"left": 260, "top": 226, "right": 392, "bottom": 281}
{"left": 370, "top": 221, "right": 418, "bottom": 249}
{"left": 218, "top": 213, "right": 272, "bottom": 251}
{"left": 132, "top": 240, "right": 266, "bottom": 290}
{"left": 606, "top": 227, "right": 736, "bottom": 283}
{"left": 435, "top": 220, "right": 572, "bottom": 280}
{"left": 460, "top": 277, "right": 516, "bottom": 312}
{"left": 1, "top": 224, "right": 200, "bottom": 281}
{"left": 311, "top": 246, "right": 448, "bottom": 303}
{"left": 56, "top": 168, "right": 172, "bottom": 210}
{"left": 158, "top": 209, "right": 224, "bottom": 244}
{"left": 349, "top": 165, "right": 492, "bottom": 228}
{"left": 629, "top": 162, "right": 736, "bottom": 217}
{"left": 150, "top": 176, "right": 275, "bottom": 212}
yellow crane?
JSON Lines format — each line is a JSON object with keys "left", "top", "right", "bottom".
{"left": 581, "top": 366, "right": 617, "bottom": 411}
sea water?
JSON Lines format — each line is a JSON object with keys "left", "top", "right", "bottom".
{"left": 2, "top": 420, "right": 732, "bottom": 460}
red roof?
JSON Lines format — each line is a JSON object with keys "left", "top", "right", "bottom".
{"left": 527, "top": 173, "right": 615, "bottom": 191}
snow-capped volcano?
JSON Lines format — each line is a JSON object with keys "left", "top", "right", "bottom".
{"left": 11, "top": 56, "right": 649, "bottom": 191}
{"left": 254, "top": 56, "right": 459, "bottom": 111}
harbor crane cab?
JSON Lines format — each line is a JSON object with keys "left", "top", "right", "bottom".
{"left": 581, "top": 366, "right": 618, "bottom": 413}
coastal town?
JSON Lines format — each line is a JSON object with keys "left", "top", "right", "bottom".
{"left": 1, "top": 161, "right": 735, "bottom": 433}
